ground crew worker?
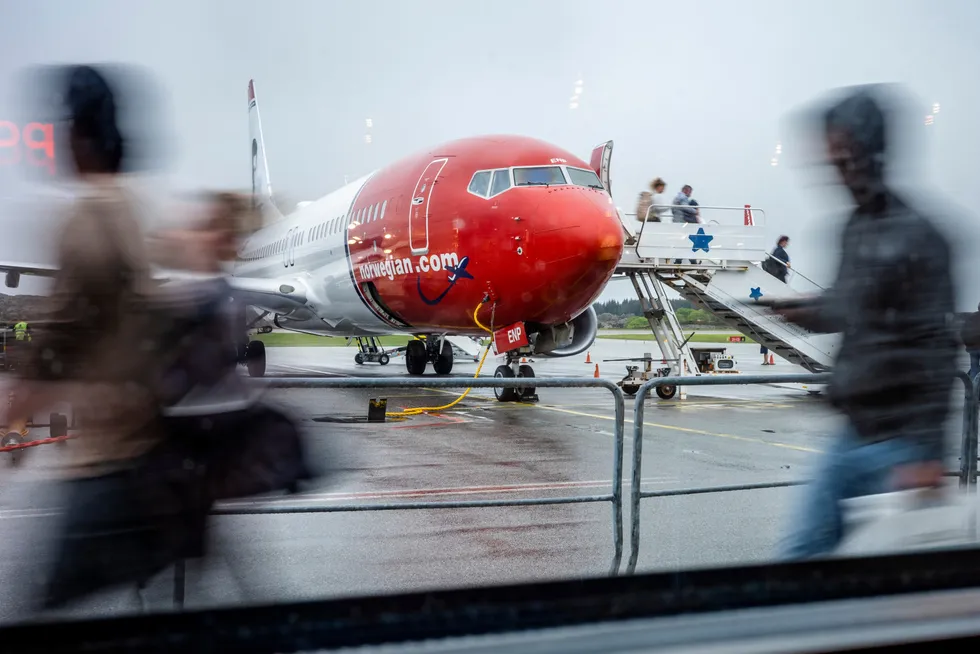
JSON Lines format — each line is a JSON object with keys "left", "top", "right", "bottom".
{"left": 14, "top": 321, "right": 29, "bottom": 341}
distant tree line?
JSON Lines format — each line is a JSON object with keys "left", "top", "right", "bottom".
{"left": 593, "top": 298, "right": 724, "bottom": 329}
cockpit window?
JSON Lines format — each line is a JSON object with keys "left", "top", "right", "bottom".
{"left": 566, "top": 167, "right": 605, "bottom": 190}
{"left": 489, "top": 169, "right": 511, "bottom": 196}
{"left": 514, "top": 166, "right": 566, "bottom": 186}
{"left": 468, "top": 170, "right": 491, "bottom": 197}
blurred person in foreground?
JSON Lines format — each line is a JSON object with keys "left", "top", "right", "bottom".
{"left": 4, "top": 64, "right": 171, "bottom": 610}
{"left": 153, "top": 191, "right": 312, "bottom": 507}
{"left": 772, "top": 85, "right": 958, "bottom": 560}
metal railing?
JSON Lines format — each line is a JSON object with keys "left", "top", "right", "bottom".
{"left": 625, "top": 371, "right": 979, "bottom": 574}
{"left": 169, "top": 376, "right": 627, "bottom": 609}
{"left": 628, "top": 205, "right": 768, "bottom": 252}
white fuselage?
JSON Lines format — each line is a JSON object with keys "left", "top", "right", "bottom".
{"left": 232, "top": 172, "right": 394, "bottom": 336}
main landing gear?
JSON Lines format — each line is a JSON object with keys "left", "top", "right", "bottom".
{"left": 405, "top": 337, "right": 454, "bottom": 376}
{"left": 239, "top": 339, "right": 267, "bottom": 378}
{"left": 492, "top": 350, "right": 537, "bottom": 403}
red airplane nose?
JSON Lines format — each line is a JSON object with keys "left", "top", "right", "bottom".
{"left": 492, "top": 187, "right": 624, "bottom": 326}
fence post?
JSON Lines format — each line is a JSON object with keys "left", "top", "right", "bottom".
{"left": 609, "top": 385, "right": 626, "bottom": 576}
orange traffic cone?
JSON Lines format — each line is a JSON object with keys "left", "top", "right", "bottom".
{"left": 521, "top": 357, "right": 528, "bottom": 363}
{"left": 769, "top": 353, "right": 775, "bottom": 365}
{"left": 585, "top": 351, "right": 592, "bottom": 364}
{"left": 593, "top": 364, "right": 600, "bottom": 378}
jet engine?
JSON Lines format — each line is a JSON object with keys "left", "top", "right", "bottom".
{"left": 530, "top": 305, "right": 598, "bottom": 358}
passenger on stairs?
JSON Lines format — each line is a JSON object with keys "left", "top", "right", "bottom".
{"left": 648, "top": 178, "right": 673, "bottom": 223}
{"left": 763, "top": 236, "right": 791, "bottom": 283}
{"left": 671, "top": 185, "right": 699, "bottom": 264}
{"left": 671, "top": 185, "right": 699, "bottom": 224}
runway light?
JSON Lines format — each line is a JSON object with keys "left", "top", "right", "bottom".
{"left": 365, "top": 118, "right": 373, "bottom": 128}
{"left": 925, "top": 115, "right": 934, "bottom": 126}
{"left": 933, "top": 103, "right": 940, "bottom": 114}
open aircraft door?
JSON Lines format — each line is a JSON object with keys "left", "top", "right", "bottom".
{"left": 590, "top": 140, "right": 614, "bottom": 197}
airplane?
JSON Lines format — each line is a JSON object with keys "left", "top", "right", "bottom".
{"left": 0, "top": 80, "right": 626, "bottom": 402}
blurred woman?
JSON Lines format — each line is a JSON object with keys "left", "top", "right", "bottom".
{"left": 6, "top": 65, "right": 171, "bottom": 610}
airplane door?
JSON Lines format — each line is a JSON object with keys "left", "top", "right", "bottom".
{"left": 589, "top": 140, "right": 614, "bottom": 197}
{"left": 409, "top": 158, "right": 449, "bottom": 255}
{"left": 283, "top": 227, "right": 296, "bottom": 267}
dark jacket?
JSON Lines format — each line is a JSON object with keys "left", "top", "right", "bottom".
{"left": 786, "top": 193, "right": 957, "bottom": 461}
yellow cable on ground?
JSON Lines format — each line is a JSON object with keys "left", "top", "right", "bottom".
{"left": 386, "top": 302, "right": 494, "bottom": 417}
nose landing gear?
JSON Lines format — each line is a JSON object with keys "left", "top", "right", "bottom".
{"left": 493, "top": 350, "right": 537, "bottom": 402}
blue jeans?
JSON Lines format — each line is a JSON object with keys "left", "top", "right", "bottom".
{"left": 777, "top": 425, "right": 932, "bottom": 560}
{"left": 969, "top": 351, "right": 980, "bottom": 381}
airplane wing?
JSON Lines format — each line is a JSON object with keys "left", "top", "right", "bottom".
{"left": 0, "top": 261, "right": 59, "bottom": 280}
{"left": 227, "top": 275, "right": 309, "bottom": 314}
{"left": 0, "top": 258, "right": 308, "bottom": 314}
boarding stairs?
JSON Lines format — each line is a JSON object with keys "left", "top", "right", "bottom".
{"left": 613, "top": 206, "right": 839, "bottom": 375}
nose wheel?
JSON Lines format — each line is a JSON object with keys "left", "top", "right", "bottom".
{"left": 493, "top": 362, "right": 537, "bottom": 402}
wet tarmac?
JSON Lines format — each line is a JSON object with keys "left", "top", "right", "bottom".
{"left": 0, "top": 338, "right": 969, "bottom": 622}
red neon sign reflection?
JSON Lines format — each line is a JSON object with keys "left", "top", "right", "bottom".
{"left": 0, "top": 120, "right": 56, "bottom": 175}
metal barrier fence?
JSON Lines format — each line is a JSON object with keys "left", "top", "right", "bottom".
{"left": 625, "top": 372, "right": 979, "bottom": 574}
{"left": 169, "top": 376, "right": 627, "bottom": 609}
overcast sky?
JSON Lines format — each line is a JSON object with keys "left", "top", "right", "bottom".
{"left": 1, "top": 0, "right": 979, "bottom": 305}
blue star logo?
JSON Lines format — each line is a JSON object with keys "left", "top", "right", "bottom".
{"left": 689, "top": 227, "right": 713, "bottom": 253}
{"left": 749, "top": 287, "right": 763, "bottom": 300}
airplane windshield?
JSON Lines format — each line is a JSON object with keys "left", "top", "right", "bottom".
{"left": 513, "top": 166, "right": 566, "bottom": 186}
{"left": 566, "top": 167, "right": 605, "bottom": 189}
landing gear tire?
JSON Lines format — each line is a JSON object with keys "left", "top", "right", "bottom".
{"left": 493, "top": 365, "right": 519, "bottom": 402}
{"left": 379, "top": 353, "right": 390, "bottom": 366}
{"left": 246, "top": 340, "right": 267, "bottom": 378}
{"left": 406, "top": 340, "right": 427, "bottom": 375}
{"left": 656, "top": 385, "right": 677, "bottom": 400}
{"left": 432, "top": 340, "right": 454, "bottom": 375}
{"left": 517, "top": 364, "right": 536, "bottom": 400}
{"left": 354, "top": 352, "right": 365, "bottom": 365}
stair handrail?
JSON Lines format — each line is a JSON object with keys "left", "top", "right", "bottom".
{"left": 625, "top": 205, "right": 768, "bottom": 258}
{"left": 758, "top": 252, "right": 827, "bottom": 296}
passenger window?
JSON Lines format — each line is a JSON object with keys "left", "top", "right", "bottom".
{"left": 566, "top": 167, "right": 605, "bottom": 189}
{"left": 468, "top": 171, "right": 491, "bottom": 197}
{"left": 513, "top": 166, "right": 566, "bottom": 186}
{"left": 381, "top": 200, "right": 387, "bottom": 219}
{"left": 372, "top": 203, "right": 379, "bottom": 221}
{"left": 489, "top": 169, "right": 511, "bottom": 196}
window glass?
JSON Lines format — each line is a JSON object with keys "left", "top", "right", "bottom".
{"left": 490, "top": 169, "right": 511, "bottom": 196}
{"left": 468, "top": 171, "right": 491, "bottom": 197}
{"left": 381, "top": 199, "right": 387, "bottom": 219}
{"left": 566, "top": 167, "right": 605, "bottom": 189}
{"left": 513, "top": 166, "right": 566, "bottom": 186}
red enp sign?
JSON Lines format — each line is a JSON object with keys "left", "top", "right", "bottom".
{"left": 492, "top": 321, "right": 529, "bottom": 355}
{"left": 0, "top": 120, "right": 56, "bottom": 176}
